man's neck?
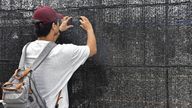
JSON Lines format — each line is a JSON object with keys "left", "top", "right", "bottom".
{"left": 38, "top": 35, "right": 54, "bottom": 42}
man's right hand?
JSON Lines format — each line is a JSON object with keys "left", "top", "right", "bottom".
{"left": 79, "top": 16, "right": 97, "bottom": 57}
{"left": 79, "top": 16, "right": 93, "bottom": 32}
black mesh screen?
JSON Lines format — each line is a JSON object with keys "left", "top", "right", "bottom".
{"left": 0, "top": 0, "right": 192, "bottom": 108}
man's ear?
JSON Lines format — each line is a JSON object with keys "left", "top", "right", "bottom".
{"left": 52, "top": 22, "right": 57, "bottom": 30}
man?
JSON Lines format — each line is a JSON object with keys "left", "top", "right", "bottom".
{"left": 23, "top": 6, "right": 97, "bottom": 108}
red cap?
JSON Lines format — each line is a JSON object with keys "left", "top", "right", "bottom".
{"left": 32, "top": 6, "right": 63, "bottom": 24}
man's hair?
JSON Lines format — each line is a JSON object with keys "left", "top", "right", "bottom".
{"left": 34, "top": 22, "right": 55, "bottom": 37}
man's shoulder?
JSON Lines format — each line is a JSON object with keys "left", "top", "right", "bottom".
{"left": 51, "top": 43, "right": 75, "bottom": 53}
{"left": 56, "top": 43, "right": 81, "bottom": 49}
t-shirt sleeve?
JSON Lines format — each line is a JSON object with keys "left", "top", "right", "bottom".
{"left": 70, "top": 44, "right": 90, "bottom": 66}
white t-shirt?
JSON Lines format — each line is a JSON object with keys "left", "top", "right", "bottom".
{"left": 22, "top": 40, "right": 90, "bottom": 108}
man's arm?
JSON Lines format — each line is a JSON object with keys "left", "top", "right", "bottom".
{"left": 59, "top": 16, "right": 97, "bottom": 57}
{"left": 80, "top": 16, "right": 97, "bottom": 57}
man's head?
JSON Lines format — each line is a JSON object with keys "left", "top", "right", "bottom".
{"left": 32, "top": 6, "right": 63, "bottom": 40}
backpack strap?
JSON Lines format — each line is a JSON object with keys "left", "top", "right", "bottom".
{"left": 55, "top": 90, "right": 62, "bottom": 108}
{"left": 18, "top": 41, "right": 57, "bottom": 70}
{"left": 16, "top": 42, "right": 57, "bottom": 80}
{"left": 29, "top": 41, "right": 57, "bottom": 108}
{"left": 31, "top": 42, "right": 57, "bottom": 71}
{"left": 7, "top": 42, "right": 31, "bottom": 82}
{"left": 18, "top": 42, "right": 31, "bottom": 69}
{"left": 20, "top": 41, "right": 57, "bottom": 108}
